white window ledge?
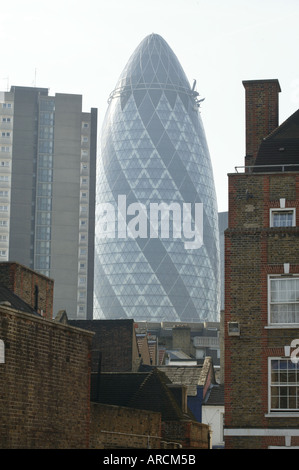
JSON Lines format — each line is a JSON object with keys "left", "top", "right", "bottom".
{"left": 265, "top": 325, "right": 299, "bottom": 329}
{"left": 265, "top": 413, "right": 299, "bottom": 418}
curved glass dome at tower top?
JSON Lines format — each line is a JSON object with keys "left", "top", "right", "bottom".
{"left": 94, "top": 33, "right": 220, "bottom": 323}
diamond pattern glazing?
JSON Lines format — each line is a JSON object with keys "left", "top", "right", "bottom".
{"left": 94, "top": 34, "right": 220, "bottom": 322}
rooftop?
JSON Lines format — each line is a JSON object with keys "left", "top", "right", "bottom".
{"left": 91, "top": 368, "right": 195, "bottom": 422}
{"left": 0, "top": 285, "right": 40, "bottom": 316}
{"left": 254, "top": 108, "right": 299, "bottom": 172}
{"left": 203, "top": 384, "right": 225, "bottom": 406}
{"left": 157, "top": 365, "right": 206, "bottom": 396}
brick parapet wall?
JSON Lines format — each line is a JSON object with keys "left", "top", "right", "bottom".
{"left": 0, "top": 306, "right": 93, "bottom": 448}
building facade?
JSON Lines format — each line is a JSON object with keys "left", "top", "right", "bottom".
{"left": 0, "top": 86, "right": 97, "bottom": 319}
{"left": 94, "top": 34, "right": 220, "bottom": 323}
{"left": 224, "top": 79, "right": 299, "bottom": 449}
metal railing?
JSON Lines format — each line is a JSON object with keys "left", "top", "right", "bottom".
{"left": 235, "top": 163, "right": 299, "bottom": 173}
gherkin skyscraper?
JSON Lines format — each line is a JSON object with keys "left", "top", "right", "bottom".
{"left": 94, "top": 34, "right": 220, "bottom": 322}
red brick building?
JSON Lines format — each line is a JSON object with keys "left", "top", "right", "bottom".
{"left": 224, "top": 80, "right": 299, "bottom": 449}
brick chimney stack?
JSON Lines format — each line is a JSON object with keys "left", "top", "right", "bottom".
{"left": 243, "top": 79, "right": 281, "bottom": 167}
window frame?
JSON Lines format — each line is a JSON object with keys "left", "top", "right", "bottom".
{"left": 268, "top": 357, "right": 299, "bottom": 415}
{"left": 268, "top": 275, "right": 299, "bottom": 327}
{"left": 270, "top": 208, "right": 296, "bottom": 228}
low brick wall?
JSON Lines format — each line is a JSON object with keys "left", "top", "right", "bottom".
{"left": 162, "top": 420, "right": 210, "bottom": 449}
{"left": 0, "top": 307, "right": 93, "bottom": 448}
{"left": 90, "top": 402, "right": 162, "bottom": 449}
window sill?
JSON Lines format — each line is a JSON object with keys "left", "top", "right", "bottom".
{"left": 265, "top": 413, "right": 299, "bottom": 418}
{"left": 265, "top": 325, "right": 299, "bottom": 329}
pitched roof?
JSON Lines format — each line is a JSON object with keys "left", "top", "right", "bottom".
{"left": 158, "top": 347, "right": 166, "bottom": 365}
{"left": 128, "top": 368, "right": 188, "bottom": 421}
{"left": 203, "top": 384, "right": 224, "bottom": 406}
{"left": 254, "top": 108, "right": 299, "bottom": 171}
{"left": 91, "top": 368, "right": 194, "bottom": 421}
{"left": 148, "top": 339, "right": 157, "bottom": 363}
{"left": 166, "top": 349, "right": 193, "bottom": 360}
{"left": 158, "top": 356, "right": 216, "bottom": 397}
{"left": 157, "top": 365, "right": 204, "bottom": 396}
{"left": 91, "top": 371, "right": 148, "bottom": 406}
{"left": 69, "top": 318, "right": 135, "bottom": 332}
{"left": 136, "top": 333, "right": 152, "bottom": 364}
{"left": 0, "top": 285, "right": 40, "bottom": 316}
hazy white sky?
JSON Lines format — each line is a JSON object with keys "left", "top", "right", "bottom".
{"left": 1, "top": 0, "right": 299, "bottom": 212}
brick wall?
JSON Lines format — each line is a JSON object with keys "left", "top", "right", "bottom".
{"left": 90, "top": 403, "right": 161, "bottom": 449}
{"left": 69, "top": 319, "right": 142, "bottom": 372}
{"left": 0, "top": 262, "right": 54, "bottom": 320}
{"left": 0, "top": 306, "right": 93, "bottom": 448}
{"left": 162, "top": 420, "right": 210, "bottom": 449}
{"left": 225, "top": 171, "right": 299, "bottom": 448}
{"left": 243, "top": 80, "right": 281, "bottom": 163}
{"left": 172, "top": 326, "right": 195, "bottom": 357}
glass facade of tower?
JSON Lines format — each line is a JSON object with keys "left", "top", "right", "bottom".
{"left": 94, "top": 34, "right": 220, "bottom": 322}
